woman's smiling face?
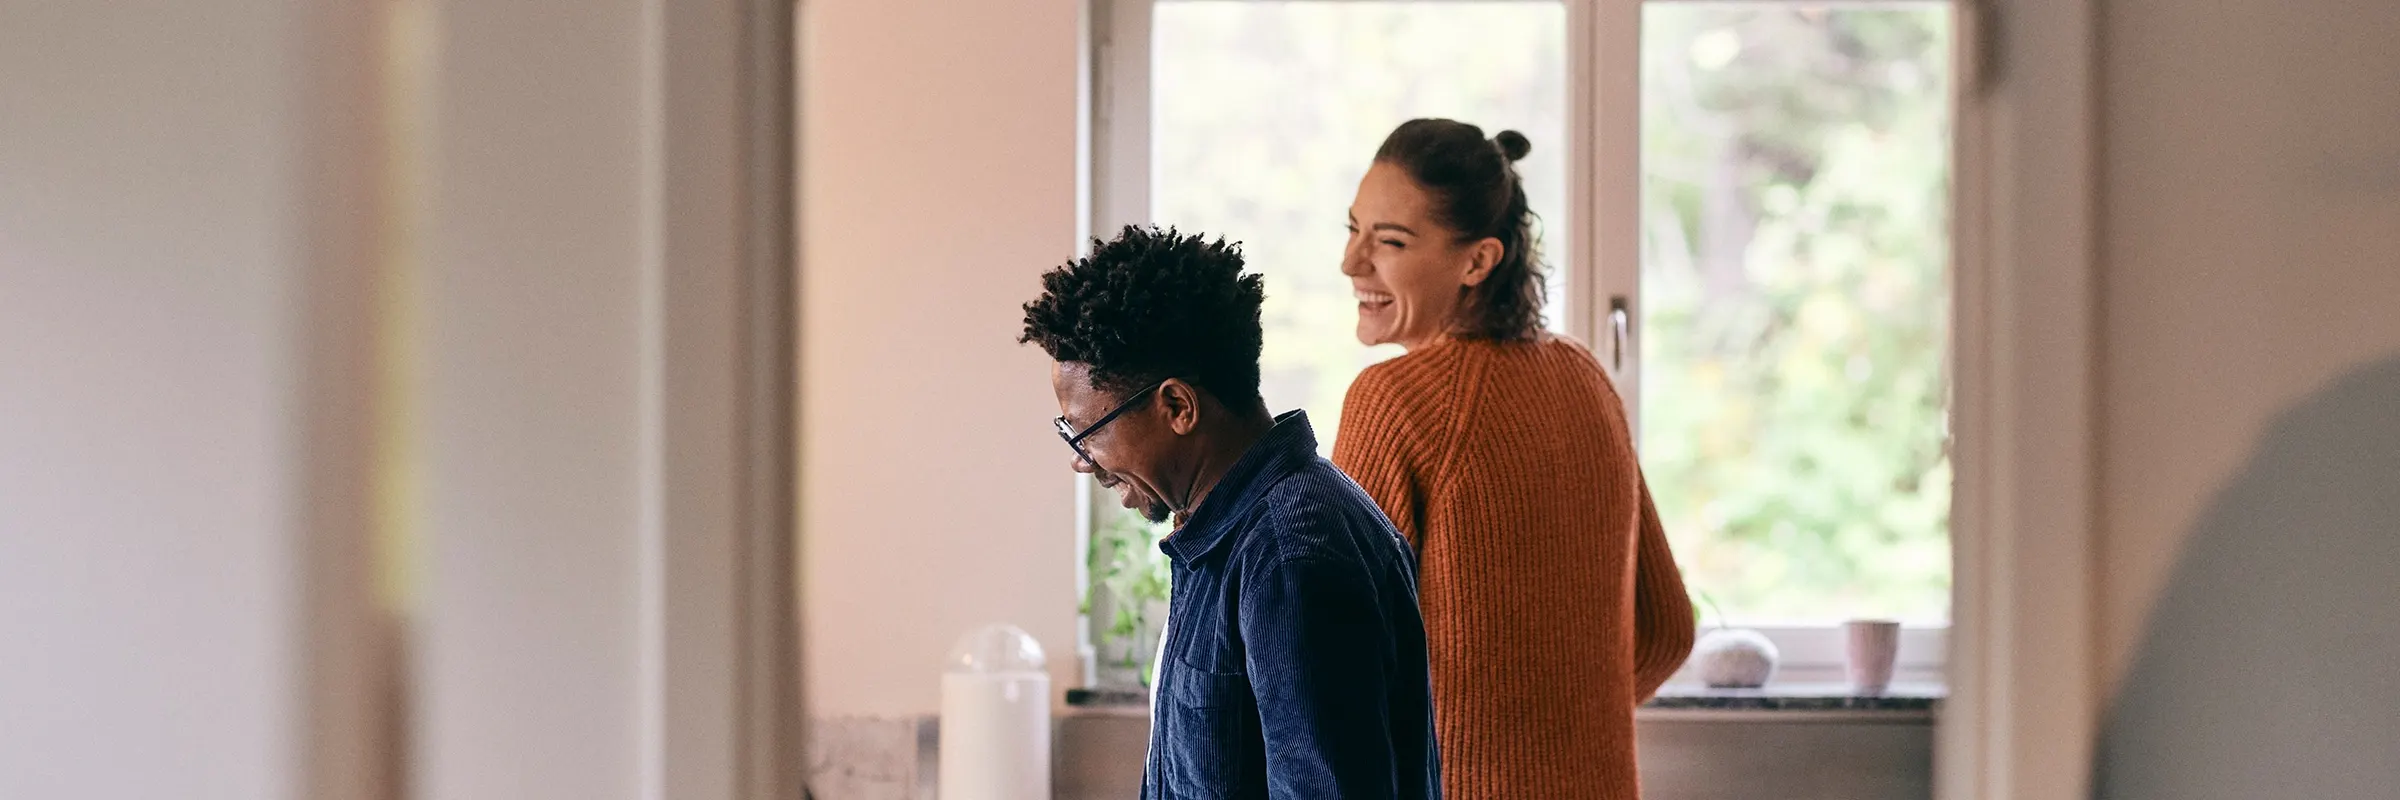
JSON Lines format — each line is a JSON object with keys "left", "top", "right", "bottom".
{"left": 1341, "top": 161, "right": 1496, "bottom": 350}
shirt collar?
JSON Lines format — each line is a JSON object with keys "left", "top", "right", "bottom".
{"left": 1158, "top": 410, "right": 1318, "bottom": 565}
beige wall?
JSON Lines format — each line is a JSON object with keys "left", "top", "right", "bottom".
{"left": 2095, "top": 0, "right": 2400, "bottom": 687}
{"left": 799, "top": 0, "right": 1087, "bottom": 716}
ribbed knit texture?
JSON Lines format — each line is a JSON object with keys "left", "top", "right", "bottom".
{"left": 1333, "top": 336, "right": 1696, "bottom": 800}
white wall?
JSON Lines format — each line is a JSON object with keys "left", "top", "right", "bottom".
{"left": 2, "top": 3, "right": 787, "bottom": 798}
{"left": 415, "top": 0, "right": 799, "bottom": 797}
{"left": 413, "top": 0, "right": 650, "bottom": 796}
{"left": 2086, "top": 2, "right": 2400, "bottom": 793}
{"left": 0, "top": 2, "right": 370, "bottom": 798}
{"left": 2094, "top": 0, "right": 2400, "bottom": 687}
{"left": 799, "top": 0, "right": 1087, "bottom": 717}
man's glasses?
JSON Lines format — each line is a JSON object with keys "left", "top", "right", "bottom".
{"left": 1053, "top": 380, "right": 1167, "bottom": 469}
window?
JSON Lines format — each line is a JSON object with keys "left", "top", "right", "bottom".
{"left": 1632, "top": 2, "right": 1954, "bottom": 682}
{"left": 1639, "top": 1, "right": 1954, "bottom": 619}
{"left": 1083, "top": 0, "right": 1571, "bottom": 690}
{"left": 1084, "top": 0, "right": 1959, "bottom": 691}
{"left": 1152, "top": 1, "right": 1571, "bottom": 453}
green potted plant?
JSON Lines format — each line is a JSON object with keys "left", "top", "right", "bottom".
{"left": 1081, "top": 508, "right": 1172, "bottom": 694}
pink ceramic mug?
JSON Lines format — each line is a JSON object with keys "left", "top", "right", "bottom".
{"left": 1843, "top": 619, "right": 1902, "bottom": 694}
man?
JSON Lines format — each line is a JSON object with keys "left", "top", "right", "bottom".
{"left": 1019, "top": 226, "right": 1439, "bottom": 799}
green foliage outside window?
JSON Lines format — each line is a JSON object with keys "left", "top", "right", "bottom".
{"left": 1640, "top": 5, "right": 1954, "bottom": 624}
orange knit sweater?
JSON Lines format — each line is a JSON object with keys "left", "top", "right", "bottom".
{"left": 1333, "top": 336, "right": 1695, "bottom": 800}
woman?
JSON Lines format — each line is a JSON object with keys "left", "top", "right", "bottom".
{"left": 1332, "top": 118, "right": 1696, "bottom": 799}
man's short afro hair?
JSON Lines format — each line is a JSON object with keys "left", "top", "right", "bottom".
{"left": 1019, "top": 225, "right": 1267, "bottom": 413}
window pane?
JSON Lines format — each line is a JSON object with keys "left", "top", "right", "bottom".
{"left": 1639, "top": 4, "right": 1954, "bottom": 625}
{"left": 1153, "top": 0, "right": 1569, "bottom": 456}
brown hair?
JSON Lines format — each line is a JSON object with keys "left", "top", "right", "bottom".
{"left": 1374, "top": 118, "right": 1545, "bottom": 342}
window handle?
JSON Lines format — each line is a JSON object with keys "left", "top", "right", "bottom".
{"left": 1608, "top": 295, "right": 1631, "bottom": 373}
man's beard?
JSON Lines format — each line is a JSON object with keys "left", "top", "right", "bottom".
{"left": 1102, "top": 466, "right": 1178, "bottom": 525}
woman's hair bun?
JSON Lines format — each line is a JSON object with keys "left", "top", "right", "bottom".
{"left": 1493, "top": 130, "right": 1532, "bottom": 162}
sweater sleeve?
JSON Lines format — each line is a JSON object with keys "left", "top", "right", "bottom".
{"left": 1629, "top": 473, "right": 1696, "bottom": 700}
{"left": 1331, "top": 364, "right": 1435, "bottom": 548}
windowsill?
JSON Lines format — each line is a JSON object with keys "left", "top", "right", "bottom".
{"left": 1068, "top": 683, "right": 1942, "bottom": 716}
{"left": 1050, "top": 686, "right": 1938, "bottom": 798}
{"left": 1064, "top": 686, "right": 1148, "bottom": 709}
{"left": 1640, "top": 682, "right": 1943, "bottom": 723}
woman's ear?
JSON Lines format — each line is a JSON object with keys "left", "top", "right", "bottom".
{"left": 1462, "top": 237, "right": 1504, "bottom": 287}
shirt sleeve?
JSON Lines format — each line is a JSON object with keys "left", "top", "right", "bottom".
{"left": 1242, "top": 554, "right": 1400, "bottom": 799}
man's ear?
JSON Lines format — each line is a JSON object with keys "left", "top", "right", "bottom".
{"left": 1160, "top": 379, "right": 1204, "bottom": 435}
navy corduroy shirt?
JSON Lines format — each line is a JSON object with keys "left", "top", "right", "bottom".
{"left": 1141, "top": 411, "right": 1439, "bottom": 800}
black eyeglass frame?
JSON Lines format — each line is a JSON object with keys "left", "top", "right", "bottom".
{"left": 1052, "top": 379, "right": 1169, "bottom": 469}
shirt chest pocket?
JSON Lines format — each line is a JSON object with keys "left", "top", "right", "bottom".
{"left": 1160, "top": 661, "right": 1256, "bottom": 799}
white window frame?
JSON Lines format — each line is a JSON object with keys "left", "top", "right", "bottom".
{"left": 1083, "top": 2, "right": 2103, "bottom": 799}
{"left": 1088, "top": 0, "right": 1962, "bottom": 678}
